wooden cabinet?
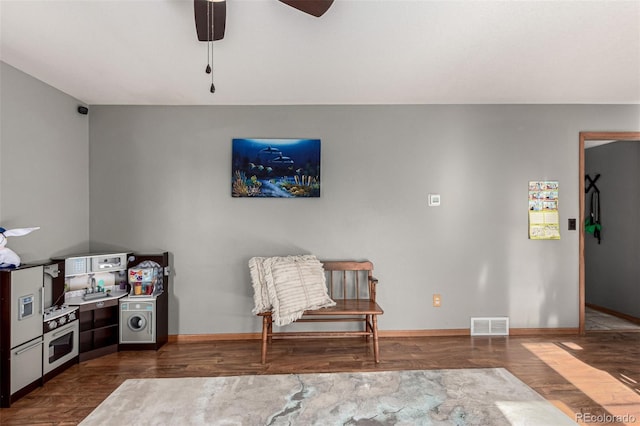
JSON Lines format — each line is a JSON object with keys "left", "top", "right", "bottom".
{"left": 78, "top": 298, "right": 120, "bottom": 362}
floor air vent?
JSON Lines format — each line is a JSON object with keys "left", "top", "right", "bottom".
{"left": 471, "top": 317, "right": 509, "bottom": 336}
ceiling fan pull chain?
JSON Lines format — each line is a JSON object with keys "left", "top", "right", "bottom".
{"left": 205, "top": 0, "right": 212, "bottom": 74}
{"left": 209, "top": 0, "right": 215, "bottom": 93}
{"left": 210, "top": 44, "right": 215, "bottom": 93}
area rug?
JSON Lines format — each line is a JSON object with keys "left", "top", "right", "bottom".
{"left": 80, "top": 368, "right": 574, "bottom": 425}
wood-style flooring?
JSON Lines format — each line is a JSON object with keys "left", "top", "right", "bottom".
{"left": 2, "top": 332, "right": 639, "bottom": 425}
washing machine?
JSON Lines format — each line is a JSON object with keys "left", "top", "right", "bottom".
{"left": 120, "top": 298, "right": 156, "bottom": 344}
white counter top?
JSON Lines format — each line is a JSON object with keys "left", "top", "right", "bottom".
{"left": 65, "top": 290, "right": 129, "bottom": 306}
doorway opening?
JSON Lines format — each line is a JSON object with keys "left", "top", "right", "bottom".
{"left": 579, "top": 132, "right": 640, "bottom": 334}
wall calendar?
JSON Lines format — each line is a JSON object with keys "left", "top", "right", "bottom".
{"left": 528, "top": 181, "right": 560, "bottom": 240}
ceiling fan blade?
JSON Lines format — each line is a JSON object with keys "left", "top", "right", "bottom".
{"left": 278, "top": 0, "right": 335, "bottom": 17}
{"left": 194, "top": 0, "right": 226, "bottom": 41}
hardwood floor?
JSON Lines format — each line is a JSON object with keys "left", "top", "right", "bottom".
{"left": 2, "top": 332, "right": 639, "bottom": 425}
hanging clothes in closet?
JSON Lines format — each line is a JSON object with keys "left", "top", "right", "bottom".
{"left": 584, "top": 173, "right": 602, "bottom": 244}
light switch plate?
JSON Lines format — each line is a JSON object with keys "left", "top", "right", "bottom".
{"left": 428, "top": 194, "right": 441, "bottom": 206}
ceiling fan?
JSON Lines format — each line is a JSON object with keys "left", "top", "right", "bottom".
{"left": 194, "top": 0, "right": 334, "bottom": 92}
{"left": 194, "top": 0, "right": 335, "bottom": 42}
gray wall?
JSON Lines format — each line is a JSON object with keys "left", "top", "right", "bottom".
{"left": 3, "top": 63, "right": 639, "bottom": 334}
{"left": 0, "top": 62, "right": 90, "bottom": 262}
{"left": 585, "top": 141, "right": 640, "bottom": 318}
{"left": 88, "top": 105, "right": 640, "bottom": 335}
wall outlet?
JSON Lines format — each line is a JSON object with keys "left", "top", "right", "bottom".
{"left": 433, "top": 294, "right": 441, "bottom": 307}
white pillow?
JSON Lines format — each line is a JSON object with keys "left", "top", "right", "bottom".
{"left": 249, "top": 256, "right": 271, "bottom": 314}
{"left": 251, "top": 255, "right": 335, "bottom": 326}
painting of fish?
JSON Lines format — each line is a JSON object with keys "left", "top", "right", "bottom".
{"left": 232, "top": 138, "right": 321, "bottom": 198}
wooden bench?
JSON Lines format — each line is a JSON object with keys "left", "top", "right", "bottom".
{"left": 257, "top": 260, "right": 383, "bottom": 364}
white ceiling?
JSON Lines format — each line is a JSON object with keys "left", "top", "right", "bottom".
{"left": 1, "top": 0, "right": 639, "bottom": 106}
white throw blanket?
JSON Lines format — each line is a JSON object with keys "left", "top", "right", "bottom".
{"left": 249, "top": 255, "right": 335, "bottom": 326}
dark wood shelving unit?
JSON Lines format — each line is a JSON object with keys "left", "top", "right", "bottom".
{"left": 78, "top": 298, "right": 119, "bottom": 362}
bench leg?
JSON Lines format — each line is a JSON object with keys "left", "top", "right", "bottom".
{"left": 372, "top": 314, "right": 380, "bottom": 363}
{"left": 261, "top": 315, "right": 270, "bottom": 364}
{"left": 364, "top": 314, "right": 372, "bottom": 341}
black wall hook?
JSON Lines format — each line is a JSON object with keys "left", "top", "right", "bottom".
{"left": 585, "top": 173, "right": 600, "bottom": 193}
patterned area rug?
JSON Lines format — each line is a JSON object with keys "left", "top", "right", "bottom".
{"left": 80, "top": 368, "right": 574, "bottom": 425}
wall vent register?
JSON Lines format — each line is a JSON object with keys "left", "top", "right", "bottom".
{"left": 470, "top": 317, "right": 509, "bottom": 336}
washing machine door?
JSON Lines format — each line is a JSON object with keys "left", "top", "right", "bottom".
{"left": 128, "top": 314, "right": 147, "bottom": 332}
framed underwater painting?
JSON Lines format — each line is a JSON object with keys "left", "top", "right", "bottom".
{"left": 232, "top": 138, "right": 321, "bottom": 198}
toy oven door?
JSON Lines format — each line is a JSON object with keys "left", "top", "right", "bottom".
{"left": 43, "top": 320, "right": 79, "bottom": 375}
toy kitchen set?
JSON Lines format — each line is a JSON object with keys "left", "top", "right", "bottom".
{"left": 61, "top": 252, "right": 170, "bottom": 360}
{"left": 0, "top": 251, "right": 169, "bottom": 407}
